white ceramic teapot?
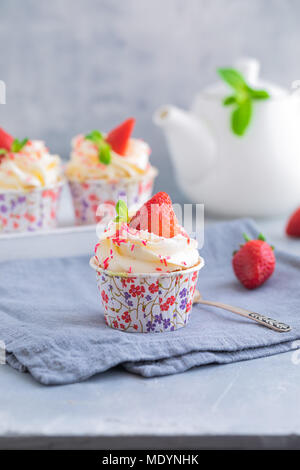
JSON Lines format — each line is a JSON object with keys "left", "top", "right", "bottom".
{"left": 154, "top": 58, "right": 300, "bottom": 217}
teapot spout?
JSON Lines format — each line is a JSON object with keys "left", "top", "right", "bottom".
{"left": 153, "top": 105, "right": 216, "bottom": 187}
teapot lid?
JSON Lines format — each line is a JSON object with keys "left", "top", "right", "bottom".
{"left": 203, "top": 57, "right": 287, "bottom": 98}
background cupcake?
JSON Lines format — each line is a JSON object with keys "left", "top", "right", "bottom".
{"left": 90, "top": 192, "right": 204, "bottom": 333}
{"left": 0, "top": 128, "right": 64, "bottom": 233}
{"left": 66, "top": 118, "right": 157, "bottom": 225}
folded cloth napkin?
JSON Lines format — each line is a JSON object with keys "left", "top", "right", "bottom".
{"left": 1, "top": 219, "right": 299, "bottom": 385}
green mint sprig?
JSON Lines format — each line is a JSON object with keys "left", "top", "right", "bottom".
{"left": 85, "top": 130, "right": 111, "bottom": 165}
{"left": 114, "top": 200, "right": 129, "bottom": 224}
{"left": 0, "top": 137, "right": 28, "bottom": 155}
{"left": 11, "top": 138, "right": 28, "bottom": 152}
{"left": 218, "top": 68, "right": 270, "bottom": 136}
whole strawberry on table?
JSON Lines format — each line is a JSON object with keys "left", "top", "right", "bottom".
{"left": 232, "top": 233, "right": 276, "bottom": 289}
{"left": 286, "top": 207, "right": 300, "bottom": 238}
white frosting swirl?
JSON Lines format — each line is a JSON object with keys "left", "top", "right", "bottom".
{"left": 66, "top": 134, "right": 153, "bottom": 182}
{"left": 94, "top": 221, "right": 200, "bottom": 274}
{"left": 0, "top": 140, "right": 63, "bottom": 191}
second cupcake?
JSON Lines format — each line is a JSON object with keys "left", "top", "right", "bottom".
{"left": 0, "top": 127, "right": 64, "bottom": 233}
{"left": 66, "top": 118, "right": 158, "bottom": 225}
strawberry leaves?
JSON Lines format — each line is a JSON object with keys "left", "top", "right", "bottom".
{"left": 85, "top": 130, "right": 111, "bottom": 165}
{"left": 218, "top": 68, "right": 270, "bottom": 136}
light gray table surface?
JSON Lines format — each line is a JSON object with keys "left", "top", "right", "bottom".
{"left": 1, "top": 187, "right": 300, "bottom": 450}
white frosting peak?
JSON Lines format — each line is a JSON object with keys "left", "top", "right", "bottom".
{"left": 94, "top": 220, "right": 200, "bottom": 274}
{"left": 0, "top": 140, "right": 63, "bottom": 191}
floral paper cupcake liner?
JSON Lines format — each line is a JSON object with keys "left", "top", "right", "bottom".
{"left": 68, "top": 168, "right": 157, "bottom": 225}
{"left": 0, "top": 182, "right": 64, "bottom": 234}
{"left": 90, "top": 256, "right": 204, "bottom": 333}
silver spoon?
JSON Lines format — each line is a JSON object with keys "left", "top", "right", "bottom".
{"left": 193, "top": 290, "right": 291, "bottom": 333}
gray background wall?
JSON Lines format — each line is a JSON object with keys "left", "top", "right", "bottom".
{"left": 0, "top": 0, "right": 299, "bottom": 200}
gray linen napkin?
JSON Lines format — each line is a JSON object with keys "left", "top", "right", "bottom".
{"left": 0, "top": 218, "right": 299, "bottom": 385}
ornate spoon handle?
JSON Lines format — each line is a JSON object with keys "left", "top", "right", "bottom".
{"left": 193, "top": 290, "right": 291, "bottom": 333}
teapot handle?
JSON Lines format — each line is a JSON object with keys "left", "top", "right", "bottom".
{"left": 234, "top": 57, "right": 260, "bottom": 85}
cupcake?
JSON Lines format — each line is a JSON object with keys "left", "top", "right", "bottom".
{"left": 0, "top": 128, "right": 64, "bottom": 233}
{"left": 66, "top": 118, "right": 157, "bottom": 225}
{"left": 90, "top": 192, "right": 204, "bottom": 333}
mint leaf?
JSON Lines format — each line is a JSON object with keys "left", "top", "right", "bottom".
{"left": 86, "top": 130, "right": 103, "bottom": 143}
{"left": 114, "top": 200, "right": 129, "bottom": 223}
{"left": 219, "top": 67, "right": 270, "bottom": 136}
{"left": 0, "top": 149, "right": 7, "bottom": 155}
{"left": 85, "top": 130, "right": 111, "bottom": 165}
{"left": 99, "top": 142, "right": 111, "bottom": 165}
{"left": 11, "top": 140, "right": 20, "bottom": 152}
{"left": 248, "top": 89, "right": 270, "bottom": 100}
{"left": 231, "top": 99, "right": 252, "bottom": 136}
{"left": 11, "top": 138, "right": 28, "bottom": 153}
{"left": 223, "top": 95, "right": 236, "bottom": 106}
{"left": 218, "top": 68, "right": 247, "bottom": 91}
{"left": 20, "top": 138, "right": 28, "bottom": 148}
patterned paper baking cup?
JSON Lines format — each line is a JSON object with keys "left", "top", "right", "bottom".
{"left": 0, "top": 181, "right": 64, "bottom": 234}
{"left": 68, "top": 167, "right": 158, "bottom": 225}
{"left": 90, "top": 256, "right": 204, "bottom": 333}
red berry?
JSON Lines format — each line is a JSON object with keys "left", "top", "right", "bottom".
{"left": 232, "top": 234, "right": 275, "bottom": 289}
{"left": 0, "top": 127, "right": 13, "bottom": 151}
{"left": 129, "top": 191, "right": 180, "bottom": 238}
{"left": 106, "top": 118, "right": 135, "bottom": 156}
{"left": 286, "top": 207, "right": 300, "bottom": 237}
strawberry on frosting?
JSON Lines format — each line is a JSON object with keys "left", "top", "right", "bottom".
{"left": 0, "top": 128, "right": 14, "bottom": 152}
{"left": 106, "top": 118, "right": 135, "bottom": 156}
{"left": 93, "top": 193, "right": 200, "bottom": 274}
{"left": 129, "top": 191, "right": 181, "bottom": 238}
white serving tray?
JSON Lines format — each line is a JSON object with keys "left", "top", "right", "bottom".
{"left": 0, "top": 185, "right": 98, "bottom": 261}
{"left": 1, "top": 185, "right": 299, "bottom": 262}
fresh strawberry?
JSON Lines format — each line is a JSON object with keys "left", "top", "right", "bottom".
{"left": 106, "top": 118, "right": 135, "bottom": 156}
{"left": 232, "top": 233, "right": 275, "bottom": 289}
{"left": 129, "top": 191, "right": 180, "bottom": 238}
{"left": 286, "top": 207, "right": 300, "bottom": 237}
{"left": 0, "top": 127, "right": 13, "bottom": 151}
